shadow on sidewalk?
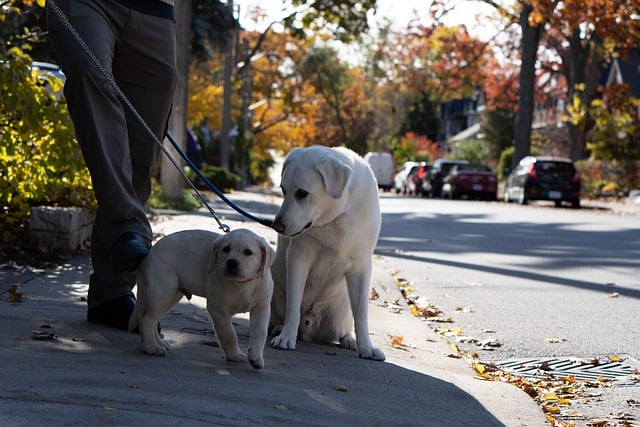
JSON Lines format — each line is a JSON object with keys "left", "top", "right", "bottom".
{"left": 1, "top": 257, "right": 506, "bottom": 426}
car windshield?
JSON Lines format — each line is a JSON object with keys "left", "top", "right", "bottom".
{"left": 458, "top": 164, "right": 491, "bottom": 172}
{"left": 535, "top": 161, "right": 574, "bottom": 174}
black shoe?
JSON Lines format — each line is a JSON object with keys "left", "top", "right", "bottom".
{"left": 111, "top": 231, "right": 150, "bottom": 272}
{"left": 87, "top": 295, "right": 136, "bottom": 331}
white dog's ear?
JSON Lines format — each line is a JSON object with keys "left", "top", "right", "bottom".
{"left": 258, "top": 238, "right": 276, "bottom": 279}
{"left": 316, "top": 157, "right": 352, "bottom": 199}
{"left": 208, "top": 237, "right": 222, "bottom": 275}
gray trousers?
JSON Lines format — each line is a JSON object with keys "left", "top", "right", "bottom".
{"left": 47, "top": 0, "right": 178, "bottom": 308}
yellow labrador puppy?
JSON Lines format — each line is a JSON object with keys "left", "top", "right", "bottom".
{"left": 129, "top": 228, "right": 275, "bottom": 369}
{"left": 270, "top": 146, "right": 385, "bottom": 361}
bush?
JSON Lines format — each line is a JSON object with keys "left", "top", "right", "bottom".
{"left": 185, "top": 163, "right": 241, "bottom": 193}
{"left": 1, "top": 47, "right": 93, "bottom": 243}
{"left": 575, "top": 160, "right": 640, "bottom": 199}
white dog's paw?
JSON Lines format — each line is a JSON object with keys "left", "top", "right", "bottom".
{"left": 271, "top": 334, "right": 296, "bottom": 350}
{"left": 143, "top": 343, "right": 168, "bottom": 356}
{"left": 248, "top": 355, "right": 264, "bottom": 370}
{"left": 224, "top": 351, "right": 247, "bottom": 363}
{"left": 357, "top": 345, "right": 385, "bottom": 361}
{"left": 248, "top": 347, "right": 265, "bottom": 370}
{"left": 339, "top": 334, "right": 357, "bottom": 351}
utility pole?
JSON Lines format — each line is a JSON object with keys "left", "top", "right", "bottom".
{"left": 219, "top": 0, "right": 235, "bottom": 171}
{"left": 163, "top": 0, "right": 191, "bottom": 199}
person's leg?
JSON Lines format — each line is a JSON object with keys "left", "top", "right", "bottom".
{"left": 113, "top": 9, "right": 178, "bottom": 208}
{"left": 47, "top": 0, "right": 175, "bottom": 329}
{"left": 47, "top": 0, "right": 137, "bottom": 325}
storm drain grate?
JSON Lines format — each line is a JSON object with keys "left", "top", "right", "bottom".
{"left": 491, "top": 356, "right": 640, "bottom": 386}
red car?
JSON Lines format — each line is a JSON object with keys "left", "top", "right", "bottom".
{"left": 441, "top": 164, "right": 498, "bottom": 200}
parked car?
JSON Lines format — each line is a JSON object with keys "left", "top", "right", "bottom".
{"left": 406, "top": 163, "right": 430, "bottom": 196}
{"left": 393, "top": 161, "right": 419, "bottom": 194}
{"left": 503, "top": 156, "right": 581, "bottom": 208}
{"left": 441, "top": 163, "right": 498, "bottom": 200}
{"left": 364, "top": 152, "right": 394, "bottom": 191}
{"left": 30, "top": 61, "right": 65, "bottom": 99}
{"left": 422, "top": 159, "right": 469, "bottom": 197}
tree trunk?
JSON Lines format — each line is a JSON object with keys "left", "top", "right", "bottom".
{"left": 162, "top": 0, "right": 191, "bottom": 199}
{"left": 565, "top": 30, "right": 600, "bottom": 160}
{"left": 513, "top": 3, "right": 543, "bottom": 167}
{"left": 219, "top": 0, "right": 235, "bottom": 171}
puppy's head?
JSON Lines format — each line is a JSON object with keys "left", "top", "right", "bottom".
{"left": 209, "top": 229, "right": 275, "bottom": 282}
{"left": 272, "top": 146, "right": 352, "bottom": 237}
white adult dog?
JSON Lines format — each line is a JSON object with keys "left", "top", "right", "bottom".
{"left": 129, "top": 228, "right": 275, "bottom": 369}
{"left": 270, "top": 145, "right": 385, "bottom": 361}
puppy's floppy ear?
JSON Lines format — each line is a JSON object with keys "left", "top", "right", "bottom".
{"left": 258, "top": 237, "right": 276, "bottom": 279}
{"left": 208, "top": 236, "right": 223, "bottom": 275}
{"left": 316, "top": 157, "right": 352, "bottom": 199}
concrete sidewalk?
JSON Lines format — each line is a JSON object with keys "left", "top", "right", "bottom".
{"left": 0, "top": 191, "right": 546, "bottom": 426}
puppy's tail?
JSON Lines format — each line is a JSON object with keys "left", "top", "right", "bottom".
{"left": 128, "top": 301, "right": 140, "bottom": 333}
{"left": 128, "top": 274, "right": 145, "bottom": 333}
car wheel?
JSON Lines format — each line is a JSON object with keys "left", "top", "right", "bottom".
{"left": 571, "top": 199, "right": 580, "bottom": 209}
{"left": 554, "top": 200, "right": 562, "bottom": 208}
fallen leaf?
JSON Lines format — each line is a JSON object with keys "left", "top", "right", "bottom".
{"left": 545, "top": 337, "right": 567, "bottom": 344}
{"left": 388, "top": 335, "right": 409, "bottom": 349}
{"left": 369, "top": 288, "right": 379, "bottom": 300}
{"left": 8, "top": 285, "right": 23, "bottom": 303}
{"left": 275, "top": 404, "right": 288, "bottom": 411}
{"left": 541, "top": 403, "right": 560, "bottom": 414}
{"left": 32, "top": 331, "right": 57, "bottom": 341}
{"left": 608, "top": 354, "right": 622, "bottom": 362}
{"left": 609, "top": 292, "right": 619, "bottom": 298}
{"left": 332, "top": 382, "right": 349, "bottom": 392}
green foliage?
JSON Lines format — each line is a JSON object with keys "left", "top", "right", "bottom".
{"left": 147, "top": 180, "right": 202, "bottom": 211}
{"left": 497, "top": 146, "right": 515, "bottom": 180}
{"left": 450, "top": 139, "right": 491, "bottom": 165}
{"left": 1, "top": 46, "right": 93, "bottom": 241}
{"left": 481, "top": 107, "right": 515, "bottom": 162}
{"left": 185, "top": 164, "right": 241, "bottom": 192}
{"left": 287, "top": 0, "right": 376, "bottom": 42}
{"left": 400, "top": 92, "right": 440, "bottom": 142}
{"left": 586, "top": 98, "right": 640, "bottom": 161}
{"left": 190, "top": 0, "right": 238, "bottom": 60}
{"left": 575, "top": 160, "right": 640, "bottom": 198}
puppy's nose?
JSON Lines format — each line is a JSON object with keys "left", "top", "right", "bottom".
{"left": 226, "top": 258, "right": 239, "bottom": 275}
{"left": 271, "top": 220, "right": 285, "bottom": 233}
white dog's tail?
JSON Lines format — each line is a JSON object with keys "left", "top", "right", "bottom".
{"left": 127, "top": 275, "right": 146, "bottom": 333}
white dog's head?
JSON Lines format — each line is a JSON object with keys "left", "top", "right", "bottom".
{"left": 209, "top": 229, "right": 275, "bottom": 282}
{"left": 272, "top": 146, "right": 352, "bottom": 237}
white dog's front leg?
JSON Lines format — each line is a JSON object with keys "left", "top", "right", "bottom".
{"left": 271, "top": 253, "right": 309, "bottom": 351}
{"left": 248, "top": 302, "right": 270, "bottom": 369}
{"left": 346, "top": 267, "right": 385, "bottom": 361}
{"left": 209, "top": 308, "right": 246, "bottom": 363}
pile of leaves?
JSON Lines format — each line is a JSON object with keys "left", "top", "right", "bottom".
{"left": 390, "top": 273, "right": 639, "bottom": 427}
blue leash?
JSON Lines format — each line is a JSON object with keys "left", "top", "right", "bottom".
{"left": 47, "top": 0, "right": 274, "bottom": 232}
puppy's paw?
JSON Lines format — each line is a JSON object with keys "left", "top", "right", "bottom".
{"left": 248, "top": 355, "right": 264, "bottom": 370}
{"left": 357, "top": 345, "right": 385, "bottom": 362}
{"left": 339, "top": 334, "right": 357, "bottom": 351}
{"left": 271, "top": 334, "right": 296, "bottom": 350}
{"left": 143, "top": 344, "right": 168, "bottom": 356}
{"left": 224, "top": 351, "right": 247, "bottom": 363}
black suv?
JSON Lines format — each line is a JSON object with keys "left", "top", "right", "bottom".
{"left": 504, "top": 156, "right": 581, "bottom": 208}
{"left": 422, "top": 159, "right": 469, "bottom": 197}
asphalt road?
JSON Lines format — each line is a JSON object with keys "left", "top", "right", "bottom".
{"left": 375, "top": 194, "right": 640, "bottom": 422}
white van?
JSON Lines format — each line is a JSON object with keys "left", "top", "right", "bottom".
{"left": 364, "top": 152, "right": 394, "bottom": 191}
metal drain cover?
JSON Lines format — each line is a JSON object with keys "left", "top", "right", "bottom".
{"left": 491, "top": 356, "right": 640, "bottom": 386}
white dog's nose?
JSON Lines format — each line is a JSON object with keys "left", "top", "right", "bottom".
{"left": 226, "top": 258, "right": 239, "bottom": 275}
{"left": 272, "top": 220, "right": 285, "bottom": 234}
